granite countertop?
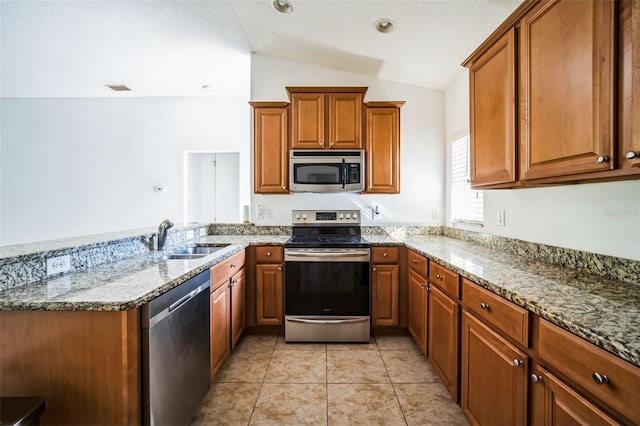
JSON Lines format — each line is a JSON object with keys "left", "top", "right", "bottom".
{"left": 366, "top": 235, "right": 640, "bottom": 368}
{"left": 0, "top": 235, "right": 289, "bottom": 312}
{"left": 0, "top": 233, "right": 638, "bottom": 368}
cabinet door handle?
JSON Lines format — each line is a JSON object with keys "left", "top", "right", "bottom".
{"left": 480, "top": 303, "right": 489, "bottom": 310}
{"left": 278, "top": 266, "right": 282, "bottom": 271}
{"left": 626, "top": 151, "right": 639, "bottom": 160}
{"left": 596, "top": 156, "right": 609, "bottom": 164}
{"left": 531, "top": 374, "right": 542, "bottom": 383}
{"left": 373, "top": 267, "right": 377, "bottom": 272}
{"left": 267, "top": 252, "right": 271, "bottom": 256}
{"left": 513, "top": 359, "right": 523, "bottom": 367}
{"left": 592, "top": 372, "right": 609, "bottom": 385}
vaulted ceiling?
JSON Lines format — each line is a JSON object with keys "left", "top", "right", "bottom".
{"left": 1, "top": 0, "right": 522, "bottom": 97}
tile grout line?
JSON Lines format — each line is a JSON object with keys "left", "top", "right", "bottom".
{"left": 377, "top": 337, "right": 410, "bottom": 426}
{"left": 325, "top": 343, "right": 329, "bottom": 426}
{"left": 245, "top": 336, "right": 278, "bottom": 426}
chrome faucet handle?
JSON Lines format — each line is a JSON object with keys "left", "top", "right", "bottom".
{"left": 158, "top": 219, "right": 174, "bottom": 231}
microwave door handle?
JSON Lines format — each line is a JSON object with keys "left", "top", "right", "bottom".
{"left": 342, "top": 159, "right": 347, "bottom": 189}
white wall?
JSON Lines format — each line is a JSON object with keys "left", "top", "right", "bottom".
{"left": 1, "top": 96, "right": 250, "bottom": 245}
{"left": 444, "top": 70, "right": 640, "bottom": 261}
{"left": 250, "top": 54, "right": 445, "bottom": 227}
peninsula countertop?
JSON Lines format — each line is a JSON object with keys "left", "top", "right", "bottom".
{"left": 0, "top": 234, "right": 638, "bottom": 368}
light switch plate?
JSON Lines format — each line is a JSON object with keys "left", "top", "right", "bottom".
{"left": 497, "top": 209, "right": 506, "bottom": 226}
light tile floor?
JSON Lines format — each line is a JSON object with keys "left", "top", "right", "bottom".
{"left": 191, "top": 332, "right": 468, "bottom": 425}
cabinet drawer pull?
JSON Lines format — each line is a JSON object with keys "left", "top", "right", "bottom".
{"left": 411, "top": 259, "right": 418, "bottom": 264}
{"left": 383, "top": 252, "right": 388, "bottom": 257}
{"left": 267, "top": 252, "right": 271, "bottom": 256}
{"left": 436, "top": 274, "right": 443, "bottom": 280}
{"left": 592, "top": 372, "right": 609, "bottom": 385}
{"left": 480, "top": 303, "right": 489, "bottom": 310}
{"left": 230, "top": 264, "right": 236, "bottom": 268}
{"left": 513, "top": 359, "right": 523, "bottom": 367}
{"left": 626, "top": 151, "right": 639, "bottom": 160}
{"left": 531, "top": 374, "right": 542, "bottom": 383}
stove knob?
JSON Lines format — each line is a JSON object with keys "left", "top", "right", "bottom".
{"left": 295, "top": 214, "right": 300, "bottom": 220}
{"left": 345, "top": 214, "right": 351, "bottom": 219}
{"left": 339, "top": 214, "right": 344, "bottom": 219}
{"left": 352, "top": 213, "right": 358, "bottom": 220}
{"left": 302, "top": 214, "right": 307, "bottom": 220}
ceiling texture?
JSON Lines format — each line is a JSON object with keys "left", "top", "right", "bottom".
{"left": 1, "top": 0, "right": 522, "bottom": 98}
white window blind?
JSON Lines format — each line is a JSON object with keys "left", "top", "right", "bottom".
{"left": 451, "top": 135, "right": 483, "bottom": 225}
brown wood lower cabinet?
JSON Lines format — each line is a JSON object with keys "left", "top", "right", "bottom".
{"left": 461, "top": 311, "right": 528, "bottom": 426}
{"left": 210, "top": 280, "right": 230, "bottom": 379}
{"left": 530, "top": 365, "right": 619, "bottom": 425}
{"left": 210, "top": 250, "right": 246, "bottom": 379}
{"left": 407, "top": 269, "right": 428, "bottom": 355}
{"left": 255, "top": 246, "right": 284, "bottom": 326}
{"left": 428, "top": 285, "right": 460, "bottom": 401}
{"left": 371, "top": 246, "right": 400, "bottom": 327}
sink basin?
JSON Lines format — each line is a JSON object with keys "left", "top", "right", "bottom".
{"left": 173, "top": 245, "right": 228, "bottom": 255}
{"left": 161, "top": 253, "right": 208, "bottom": 260}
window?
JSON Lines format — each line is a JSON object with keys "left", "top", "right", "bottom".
{"left": 451, "top": 135, "right": 483, "bottom": 225}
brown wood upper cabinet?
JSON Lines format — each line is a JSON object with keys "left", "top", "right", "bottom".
{"left": 287, "top": 87, "right": 367, "bottom": 149}
{"left": 468, "top": 28, "right": 516, "bottom": 186}
{"left": 365, "top": 102, "right": 404, "bottom": 194}
{"left": 250, "top": 102, "right": 289, "bottom": 194}
{"left": 519, "top": 0, "right": 615, "bottom": 180}
{"left": 464, "top": 0, "right": 639, "bottom": 187}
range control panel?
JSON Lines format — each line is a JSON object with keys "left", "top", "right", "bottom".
{"left": 292, "top": 210, "right": 361, "bottom": 225}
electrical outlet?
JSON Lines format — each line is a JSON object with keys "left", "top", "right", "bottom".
{"left": 497, "top": 209, "right": 506, "bottom": 226}
{"left": 265, "top": 209, "right": 273, "bottom": 219}
{"left": 432, "top": 209, "right": 439, "bottom": 220}
{"left": 47, "top": 255, "right": 71, "bottom": 276}
{"left": 256, "top": 205, "right": 264, "bottom": 220}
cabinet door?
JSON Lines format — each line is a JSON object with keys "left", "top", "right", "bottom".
{"left": 329, "top": 92, "right": 363, "bottom": 149}
{"left": 252, "top": 104, "right": 289, "bottom": 193}
{"left": 230, "top": 268, "right": 246, "bottom": 349}
{"left": 256, "top": 264, "right": 283, "bottom": 325}
{"left": 428, "top": 285, "right": 460, "bottom": 402}
{"left": 365, "top": 106, "right": 401, "bottom": 193}
{"left": 210, "top": 282, "right": 230, "bottom": 379}
{"left": 468, "top": 28, "right": 516, "bottom": 186}
{"left": 408, "top": 269, "right": 428, "bottom": 355}
{"left": 530, "top": 366, "right": 619, "bottom": 426}
{"left": 461, "top": 311, "right": 527, "bottom": 426}
{"left": 519, "top": 0, "right": 615, "bottom": 179}
{"left": 619, "top": 0, "right": 640, "bottom": 172}
{"left": 291, "top": 93, "right": 325, "bottom": 148}
{"left": 371, "top": 264, "right": 399, "bottom": 326}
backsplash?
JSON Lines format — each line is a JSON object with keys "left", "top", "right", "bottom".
{"left": 1, "top": 223, "right": 637, "bottom": 291}
{"left": 443, "top": 227, "right": 640, "bottom": 286}
{"left": 0, "top": 225, "right": 208, "bottom": 291}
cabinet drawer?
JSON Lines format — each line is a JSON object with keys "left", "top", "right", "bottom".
{"left": 371, "top": 246, "right": 399, "bottom": 263}
{"left": 255, "top": 246, "right": 283, "bottom": 263}
{"left": 462, "top": 279, "right": 529, "bottom": 347}
{"left": 538, "top": 319, "right": 640, "bottom": 423}
{"left": 211, "top": 250, "right": 245, "bottom": 289}
{"left": 407, "top": 250, "right": 427, "bottom": 278}
{"left": 429, "top": 261, "right": 460, "bottom": 299}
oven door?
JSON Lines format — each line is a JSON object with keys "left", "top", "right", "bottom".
{"left": 284, "top": 248, "right": 370, "bottom": 342}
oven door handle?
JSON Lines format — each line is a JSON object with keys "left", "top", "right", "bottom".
{"left": 285, "top": 251, "right": 369, "bottom": 257}
{"left": 286, "top": 318, "right": 369, "bottom": 325}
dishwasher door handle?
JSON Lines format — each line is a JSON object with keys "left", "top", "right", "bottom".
{"left": 168, "top": 283, "right": 208, "bottom": 313}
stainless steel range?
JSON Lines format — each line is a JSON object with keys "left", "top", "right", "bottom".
{"left": 284, "top": 209, "right": 370, "bottom": 343}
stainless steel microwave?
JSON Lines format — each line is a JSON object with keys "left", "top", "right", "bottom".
{"left": 289, "top": 150, "right": 365, "bottom": 193}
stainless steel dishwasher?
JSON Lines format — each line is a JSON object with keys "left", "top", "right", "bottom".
{"left": 141, "top": 269, "right": 210, "bottom": 426}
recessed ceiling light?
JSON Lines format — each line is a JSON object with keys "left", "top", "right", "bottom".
{"left": 374, "top": 18, "right": 397, "bottom": 34}
{"left": 272, "top": 0, "right": 293, "bottom": 14}
{"left": 105, "top": 84, "right": 131, "bottom": 92}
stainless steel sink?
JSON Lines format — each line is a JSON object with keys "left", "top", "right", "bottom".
{"left": 161, "top": 253, "right": 208, "bottom": 260}
{"left": 174, "top": 246, "right": 227, "bottom": 255}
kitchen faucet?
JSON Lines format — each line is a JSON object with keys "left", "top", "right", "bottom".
{"left": 157, "top": 219, "right": 174, "bottom": 250}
